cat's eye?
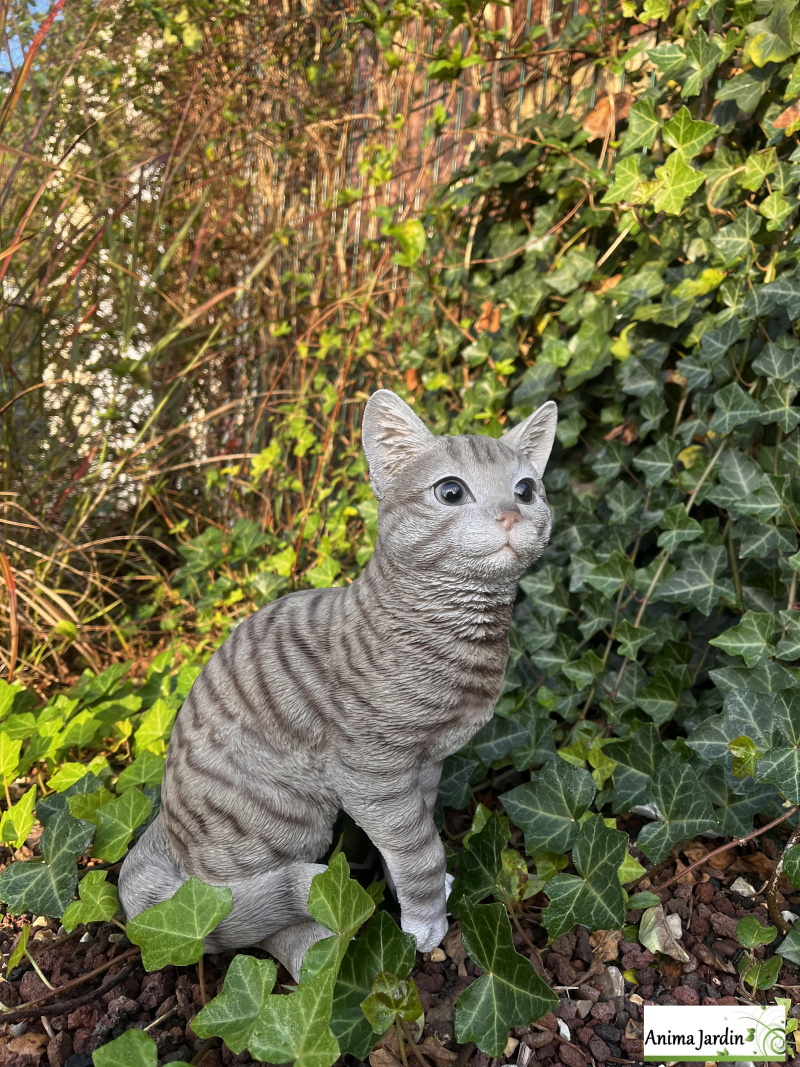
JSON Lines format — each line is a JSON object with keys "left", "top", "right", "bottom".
{"left": 434, "top": 478, "right": 471, "bottom": 506}
{"left": 515, "top": 479, "right": 535, "bottom": 504}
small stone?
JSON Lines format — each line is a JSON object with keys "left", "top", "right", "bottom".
{"left": 108, "top": 932, "right": 125, "bottom": 944}
{"left": 673, "top": 984, "right": 700, "bottom": 1005}
{"left": 589, "top": 1036, "right": 611, "bottom": 1062}
{"left": 590, "top": 1002, "right": 615, "bottom": 1024}
{"left": 557, "top": 1043, "right": 585, "bottom": 1067}
{"left": 427, "top": 947, "right": 446, "bottom": 962}
{"left": 577, "top": 984, "right": 600, "bottom": 1003}
{"left": 63, "top": 1055, "right": 93, "bottom": 1067}
{"left": 592, "top": 966, "right": 624, "bottom": 1001}
{"left": 504, "top": 1036, "right": 520, "bottom": 1057}
{"left": 595, "top": 1024, "right": 622, "bottom": 1043}
{"left": 730, "top": 877, "right": 756, "bottom": 897}
{"left": 695, "top": 883, "right": 715, "bottom": 904}
{"left": 575, "top": 1000, "right": 594, "bottom": 1018}
{"left": 530, "top": 1032, "right": 555, "bottom": 1049}
{"left": 555, "top": 1000, "right": 577, "bottom": 1022}
{"left": 47, "top": 1030, "right": 73, "bottom": 1067}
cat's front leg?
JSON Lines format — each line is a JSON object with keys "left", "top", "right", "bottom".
{"left": 341, "top": 770, "right": 448, "bottom": 952}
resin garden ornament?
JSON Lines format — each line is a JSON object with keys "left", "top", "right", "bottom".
{"left": 119, "top": 389, "right": 558, "bottom": 978}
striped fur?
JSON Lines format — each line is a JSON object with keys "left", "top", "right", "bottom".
{"left": 119, "top": 390, "right": 557, "bottom": 977}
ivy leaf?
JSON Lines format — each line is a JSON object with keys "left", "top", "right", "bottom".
{"left": 622, "top": 98, "right": 659, "bottom": 154}
{"left": 745, "top": 2, "right": 796, "bottom": 66}
{"left": 736, "top": 916, "right": 777, "bottom": 948}
{"left": 605, "top": 724, "right": 663, "bottom": 813}
{"left": 68, "top": 786, "right": 115, "bottom": 825}
{"left": 760, "top": 382, "right": 800, "bottom": 433}
{"left": 753, "top": 338, "right": 800, "bottom": 387}
{"left": 784, "top": 845, "right": 800, "bottom": 888}
{"left": 0, "top": 730, "right": 21, "bottom": 783}
{"left": 648, "top": 41, "right": 688, "bottom": 74}
{"left": 126, "top": 877, "right": 234, "bottom": 970}
{"left": 712, "top": 212, "right": 762, "bottom": 264}
{"left": 637, "top": 755, "right": 718, "bottom": 862}
{"left": 454, "top": 900, "right": 558, "bottom": 1056}
{"left": 682, "top": 27, "right": 722, "bottom": 97}
{"left": 331, "top": 911, "right": 416, "bottom": 1057}
{"left": 248, "top": 969, "right": 341, "bottom": 1067}
{"left": 632, "top": 436, "right": 679, "bottom": 487}
{"left": 613, "top": 620, "right": 655, "bottom": 659}
{"left": 656, "top": 504, "right": 703, "bottom": 551}
{"left": 92, "top": 787, "right": 152, "bottom": 863}
{"left": 584, "top": 553, "right": 632, "bottom": 596}
{"left": 657, "top": 545, "right": 735, "bottom": 615}
{"left": 384, "top": 219, "right": 426, "bottom": 267}
{"left": 739, "top": 148, "right": 777, "bottom": 192}
{"left": 361, "top": 972, "right": 423, "bottom": 1033}
{"left": 542, "top": 817, "right": 628, "bottom": 938}
{"left": 450, "top": 809, "right": 510, "bottom": 914}
{"left": 710, "top": 612, "right": 777, "bottom": 667}
{"left": 602, "top": 156, "right": 645, "bottom": 204}
{"left": 62, "top": 871, "right": 120, "bottom": 931}
{"left": 6, "top": 924, "right": 29, "bottom": 971}
{"left": 501, "top": 762, "right": 595, "bottom": 853}
{"left": 92, "top": 1028, "right": 158, "bottom": 1067}
{"left": 653, "top": 153, "right": 705, "bottom": 215}
{"left": 715, "top": 66, "right": 772, "bottom": 113}
{"left": 192, "top": 954, "right": 278, "bottom": 1054}
{"left": 115, "top": 750, "right": 166, "bottom": 791}
{"left": 37, "top": 772, "right": 103, "bottom": 826}
{"left": 134, "top": 698, "right": 177, "bottom": 754}
{"left": 757, "top": 690, "right": 800, "bottom": 803}
{"left": 0, "top": 786, "right": 36, "bottom": 849}
{"left": 0, "top": 808, "right": 93, "bottom": 917}
{"left": 438, "top": 755, "right": 478, "bottom": 810}
{"left": 728, "top": 735, "right": 762, "bottom": 779}
{"left": 301, "top": 853, "right": 376, "bottom": 979}
{"left": 662, "top": 106, "right": 717, "bottom": 160}
{"left": 709, "top": 382, "right": 761, "bottom": 433}
{"left": 778, "top": 922, "right": 800, "bottom": 965}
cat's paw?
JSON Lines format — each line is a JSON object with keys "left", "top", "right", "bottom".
{"left": 402, "top": 911, "right": 449, "bottom": 953}
{"left": 444, "top": 872, "right": 455, "bottom": 900}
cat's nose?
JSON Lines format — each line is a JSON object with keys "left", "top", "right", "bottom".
{"left": 497, "top": 509, "right": 521, "bottom": 531}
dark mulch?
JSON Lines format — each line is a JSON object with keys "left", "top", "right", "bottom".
{"left": 3, "top": 838, "right": 800, "bottom": 1067}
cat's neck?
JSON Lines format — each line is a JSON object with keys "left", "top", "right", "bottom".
{"left": 356, "top": 543, "right": 517, "bottom": 642}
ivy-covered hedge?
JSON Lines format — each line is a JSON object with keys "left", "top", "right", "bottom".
{"left": 3, "top": 0, "right": 800, "bottom": 1062}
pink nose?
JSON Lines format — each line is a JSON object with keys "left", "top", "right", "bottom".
{"left": 497, "top": 509, "right": 521, "bottom": 532}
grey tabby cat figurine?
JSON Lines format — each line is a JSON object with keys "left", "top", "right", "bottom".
{"left": 119, "top": 389, "right": 558, "bottom": 978}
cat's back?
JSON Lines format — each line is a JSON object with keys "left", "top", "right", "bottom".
{"left": 171, "top": 582, "right": 347, "bottom": 756}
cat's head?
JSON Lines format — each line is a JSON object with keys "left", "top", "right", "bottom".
{"left": 362, "top": 390, "right": 557, "bottom": 580}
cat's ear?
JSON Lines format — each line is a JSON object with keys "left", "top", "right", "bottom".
{"left": 501, "top": 401, "right": 558, "bottom": 475}
{"left": 362, "top": 389, "right": 434, "bottom": 497}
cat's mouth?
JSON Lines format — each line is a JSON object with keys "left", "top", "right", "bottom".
{"left": 483, "top": 542, "right": 519, "bottom": 559}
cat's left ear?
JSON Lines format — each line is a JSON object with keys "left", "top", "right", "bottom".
{"left": 501, "top": 401, "right": 558, "bottom": 476}
{"left": 362, "top": 389, "right": 435, "bottom": 498}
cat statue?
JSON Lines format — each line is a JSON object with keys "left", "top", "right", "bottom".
{"left": 119, "top": 389, "right": 557, "bottom": 978}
